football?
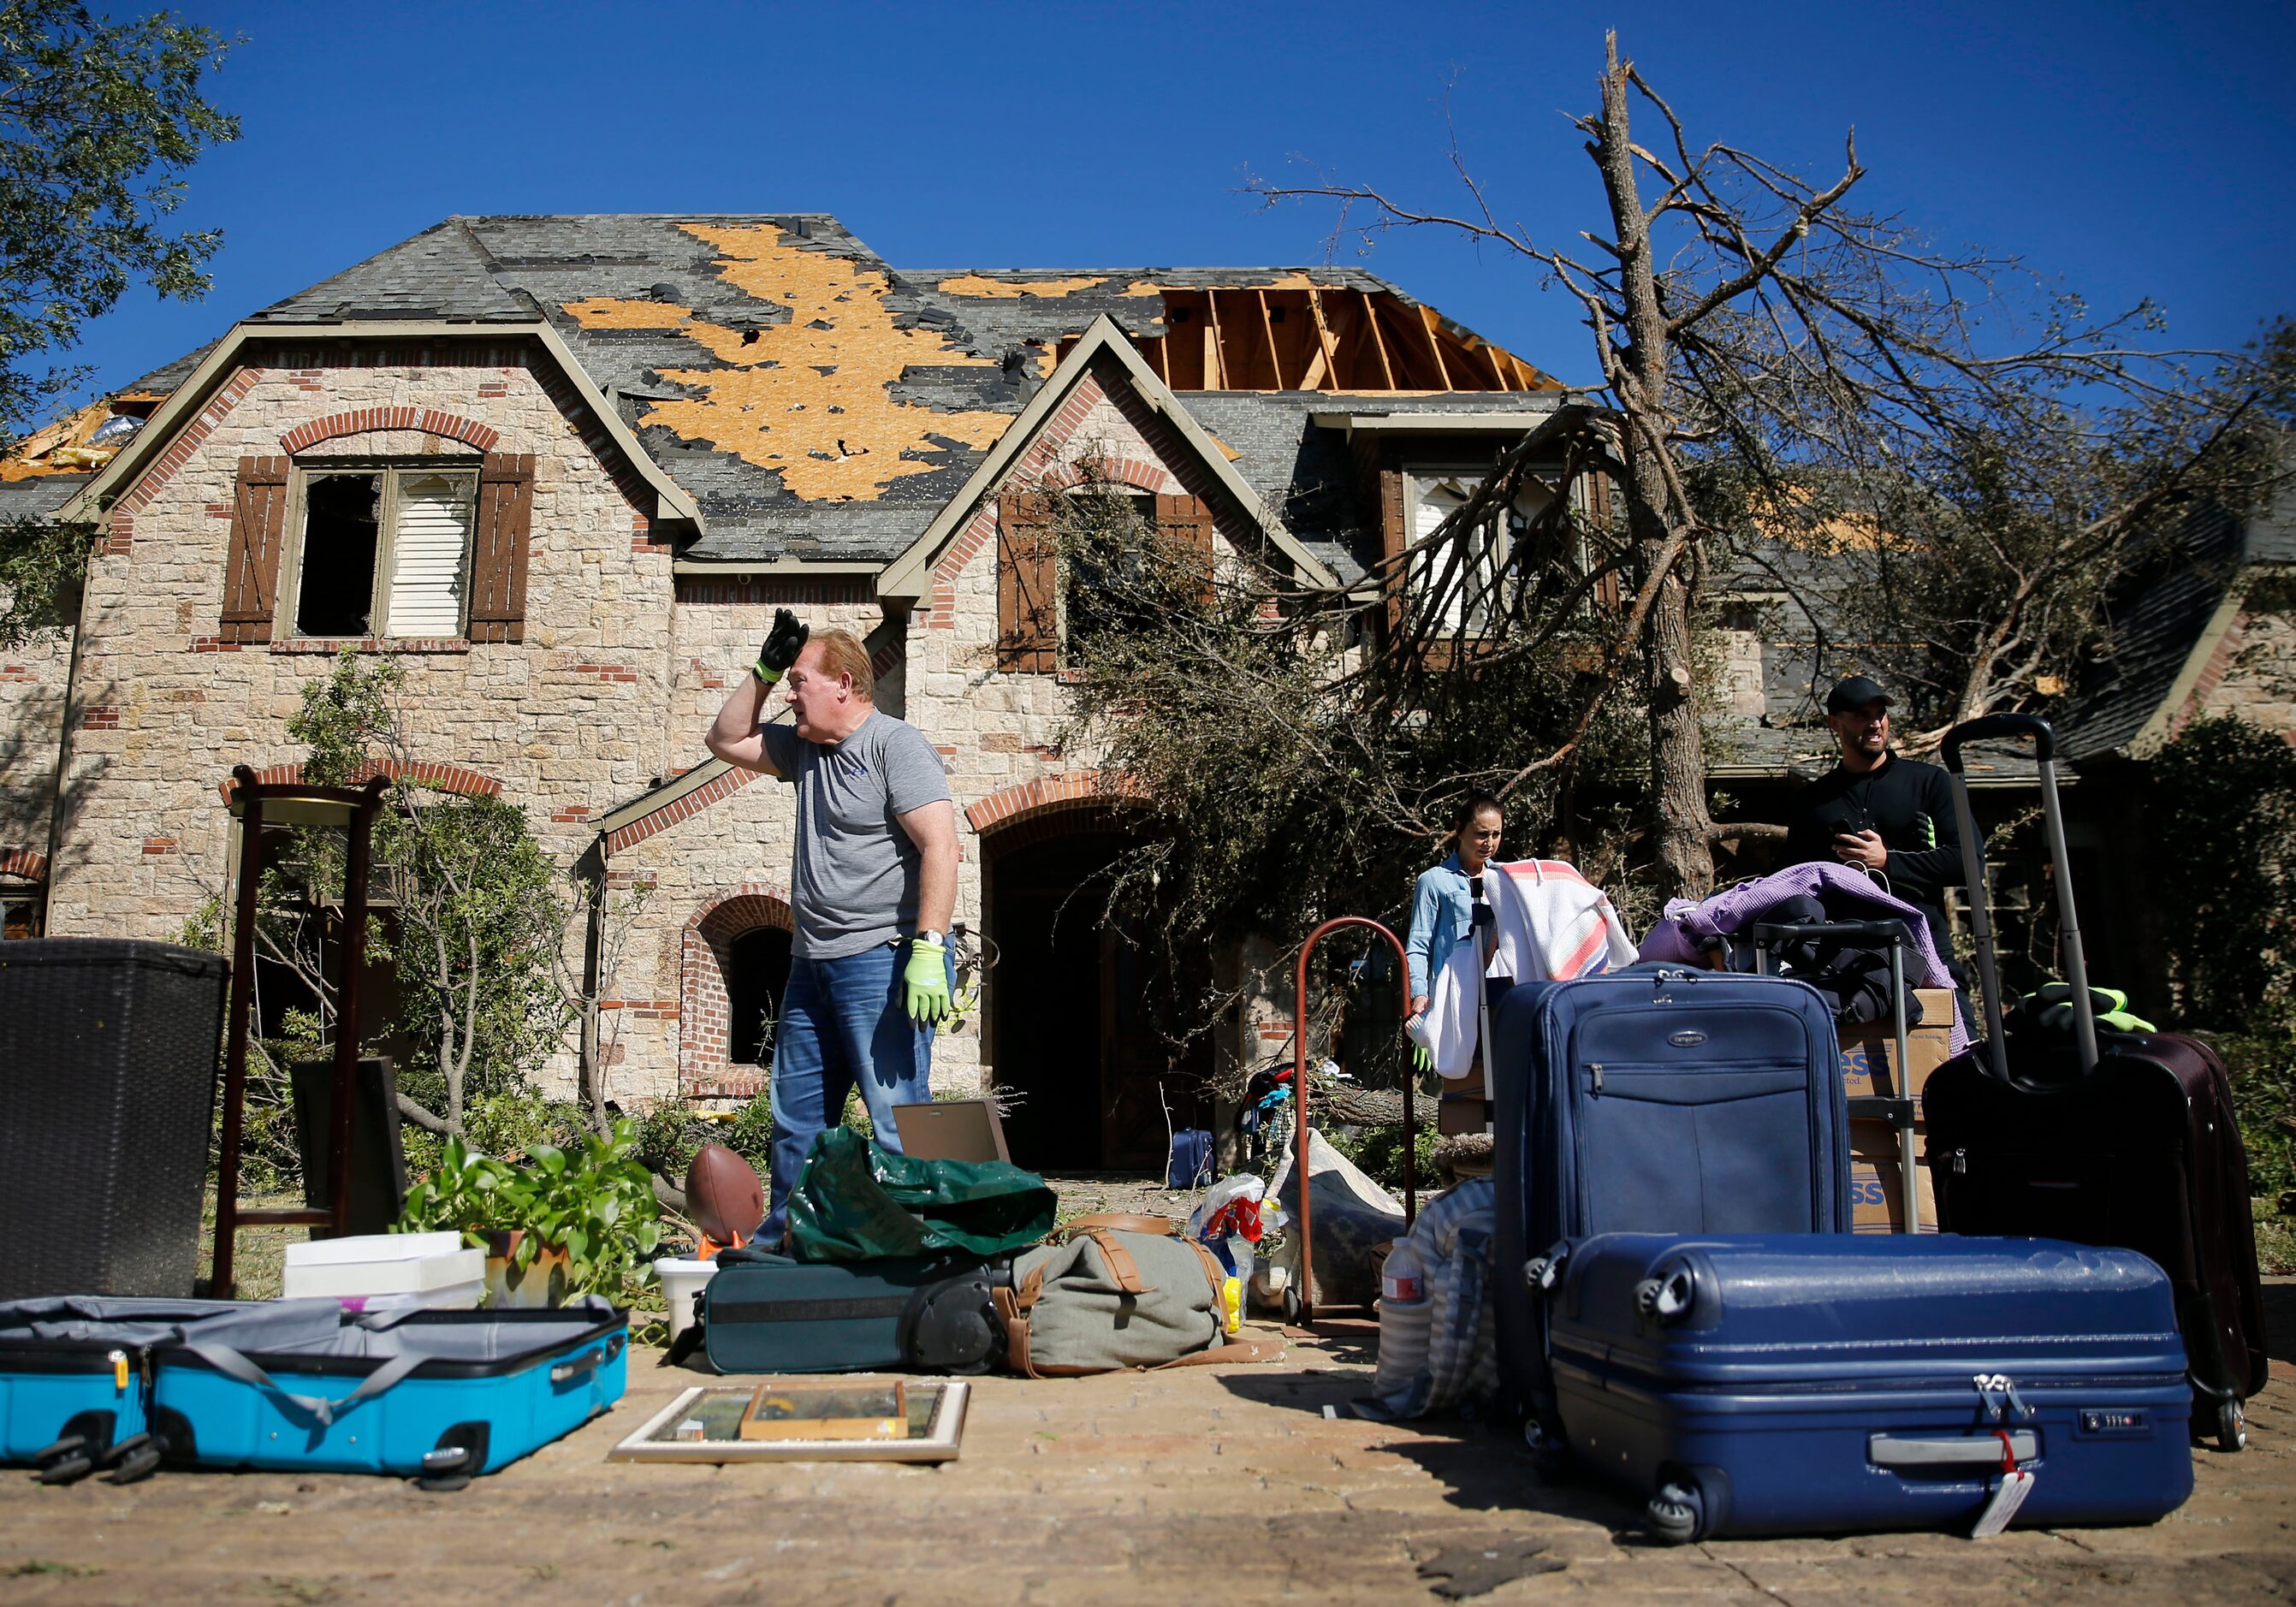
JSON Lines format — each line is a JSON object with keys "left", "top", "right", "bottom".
{"left": 685, "top": 1142, "right": 764, "bottom": 1251}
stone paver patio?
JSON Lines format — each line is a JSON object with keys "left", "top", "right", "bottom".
{"left": 5, "top": 1294, "right": 2296, "bottom": 1604}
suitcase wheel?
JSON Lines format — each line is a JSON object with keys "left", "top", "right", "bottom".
{"left": 2210, "top": 1399, "right": 2247, "bottom": 1454}
{"left": 1646, "top": 1480, "right": 1704, "bottom": 1545}
{"left": 415, "top": 1423, "right": 491, "bottom": 1492}
{"left": 98, "top": 1434, "right": 163, "bottom": 1486}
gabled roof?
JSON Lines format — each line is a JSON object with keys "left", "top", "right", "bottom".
{"left": 879, "top": 315, "right": 1341, "bottom": 599}
{"left": 57, "top": 317, "right": 701, "bottom": 529}
{"left": 45, "top": 214, "right": 1563, "bottom": 569}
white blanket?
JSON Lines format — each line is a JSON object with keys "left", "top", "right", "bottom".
{"left": 1414, "top": 858, "right": 1636, "bottom": 1080}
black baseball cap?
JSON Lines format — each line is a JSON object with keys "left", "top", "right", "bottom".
{"left": 1824, "top": 675, "right": 1893, "bottom": 715}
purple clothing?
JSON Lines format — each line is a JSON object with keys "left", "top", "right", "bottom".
{"left": 1637, "top": 862, "right": 1970, "bottom": 1053}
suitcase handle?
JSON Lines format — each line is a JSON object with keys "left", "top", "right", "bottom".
{"left": 1870, "top": 1430, "right": 2036, "bottom": 1468}
{"left": 549, "top": 1333, "right": 623, "bottom": 1385}
{"left": 1940, "top": 714, "right": 2055, "bottom": 772}
{"left": 1748, "top": 922, "right": 1907, "bottom": 949}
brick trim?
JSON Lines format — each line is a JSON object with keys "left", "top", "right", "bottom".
{"left": 603, "top": 764, "right": 760, "bottom": 856}
{"left": 217, "top": 758, "right": 504, "bottom": 804}
{"left": 111, "top": 368, "right": 267, "bottom": 537}
{"left": 0, "top": 846, "right": 48, "bottom": 883}
{"left": 679, "top": 882, "right": 797, "bottom": 1094}
{"left": 964, "top": 771, "right": 1150, "bottom": 835}
{"left": 280, "top": 407, "right": 501, "bottom": 454}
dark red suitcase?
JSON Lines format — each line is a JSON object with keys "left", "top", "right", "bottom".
{"left": 1922, "top": 715, "right": 2268, "bottom": 1450}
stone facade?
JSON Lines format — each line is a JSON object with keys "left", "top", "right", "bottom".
{"left": 33, "top": 341, "right": 1286, "bottom": 1115}
{"left": 45, "top": 349, "right": 673, "bottom": 1097}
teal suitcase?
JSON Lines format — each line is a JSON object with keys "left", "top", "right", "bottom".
{"left": 701, "top": 1251, "right": 996, "bottom": 1373}
{"left": 150, "top": 1302, "right": 626, "bottom": 1487}
{"left": 0, "top": 1297, "right": 342, "bottom": 1483}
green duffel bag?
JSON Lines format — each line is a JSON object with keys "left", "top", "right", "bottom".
{"left": 786, "top": 1127, "right": 1057, "bottom": 1264}
{"left": 992, "top": 1216, "right": 1279, "bottom": 1376}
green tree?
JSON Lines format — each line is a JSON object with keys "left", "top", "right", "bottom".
{"left": 282, "top": 651, "right": 573, "bottom": 1135}
{"left": 1252, "top": 34, "right": 2286, "bottom": 898}
{"left": 2157, "top": 715, "right": 2296, "bottom": 1033}
{"left": 0, "top": 0, "right": 237, "bottom": 643}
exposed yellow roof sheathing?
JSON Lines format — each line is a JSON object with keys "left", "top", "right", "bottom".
{"left": 563, "top": 223, "right": 1011, "bottom": 501}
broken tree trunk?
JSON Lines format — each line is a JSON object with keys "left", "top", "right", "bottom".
{"left": 1592, "top": 40, "right": 1718, "bottom": 901}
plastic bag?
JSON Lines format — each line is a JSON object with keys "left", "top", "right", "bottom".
{"left": 785, "top": 1127, "right": 1057, "bottom": 1263}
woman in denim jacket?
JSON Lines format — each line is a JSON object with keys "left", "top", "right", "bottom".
{"left": 1405, "top": 791, "right": 1505, "bottom": 1039}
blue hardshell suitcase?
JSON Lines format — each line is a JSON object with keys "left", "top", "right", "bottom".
{"left": 1543, "top": 1233, "right": 2193, "bottom": 1540}
{"left": 0, "top": 1297, "right": 341, "bottom": 1483}
{"left": 149, "top": 1302, "right": 626, "bottom": 1484}
{"left": 1492, "top": 967, "right": 1851, "bottom": 1422}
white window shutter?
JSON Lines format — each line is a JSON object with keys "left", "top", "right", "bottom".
{"left": 385, "top": 474, "right": 474, "bottom": 637}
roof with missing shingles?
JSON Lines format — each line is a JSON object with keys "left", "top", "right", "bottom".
{"left": 203, "top": 214, "right": 1558, "bottom": 566}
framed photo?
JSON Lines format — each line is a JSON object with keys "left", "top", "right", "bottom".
{"left": 607, "top": 1378, "right": 970, "bottom": 1463}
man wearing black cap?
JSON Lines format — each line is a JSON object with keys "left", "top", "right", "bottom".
{"left": 1784, "top": 676, "right": 1966, "bottom": 965}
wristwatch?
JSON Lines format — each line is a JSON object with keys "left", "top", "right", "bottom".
{"left": 914, "top": 929, "right": 944, "bottom": 948}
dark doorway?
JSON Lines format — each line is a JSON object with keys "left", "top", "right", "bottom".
{"left": 727, "top": 926, "right": 793, "bottom": 1070}
{"left": 987, "top": 823, "right": 1211, "bottom": 1173}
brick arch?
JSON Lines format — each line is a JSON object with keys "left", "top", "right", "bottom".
{"left": 217, "top": 759, "right": 502, "bottom": 804}
{"left": 679, "top": 882, "right": 795, "bottom": 1096}
{"left": 0, "top": 846, "right": 47, "bottom": 882}
{"left": 1034, "top": 456, "right": 1175, "bottom": 495}
{"left": 964, "top": 772, "right": 1150, "bottom": 839}
{"left": 280, "top": 408, "right": 501, "bottom": 454}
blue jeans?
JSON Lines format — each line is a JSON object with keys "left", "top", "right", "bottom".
{"left": 760, "top": 940, "right": 945, "bottom": 1242}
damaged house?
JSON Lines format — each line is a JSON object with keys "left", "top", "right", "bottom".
{"left": 1, "top": 214, "right": 2286, "bottom": 1165}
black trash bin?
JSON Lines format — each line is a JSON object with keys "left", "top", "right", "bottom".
{"left": 0, "top": 939, "right": 229, "bottom": 1298}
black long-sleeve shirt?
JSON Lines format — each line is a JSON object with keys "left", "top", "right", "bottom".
{"left": 1784, "top": 751, "right": 1965, "bottom": 910}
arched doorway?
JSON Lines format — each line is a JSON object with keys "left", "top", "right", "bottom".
{"left": 983, "top": 809, "right": 1210, "bottom": 1172}
{"left": 680, "top": 885, "right": 795, "bottom": 1098}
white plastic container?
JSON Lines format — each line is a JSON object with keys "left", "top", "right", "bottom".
{"left": 655, "top": 1256, "right": 720, "bottom": 1343}
{"left": 281, "top": 1232, "right": 484, "bottom": 1307}
{"left": 1373, "top": 1241, "right": 1431, "bottom": 1399}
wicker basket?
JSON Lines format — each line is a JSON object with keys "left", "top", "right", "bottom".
{"left": 0, "top": 939, "right": 228, "bottom": 1298}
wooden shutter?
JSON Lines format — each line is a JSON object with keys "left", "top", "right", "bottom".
{"left": 220, "top": 456, "right": 290, "bottom": 644}
{"left": 467, "top": 453, "right": 536, "bottom": 643}
{"left": 1154, "top": 494, "right": 1216, "bottom": 606}
{"left": 996, "top": 493, "right": 1057, "bottom": 672}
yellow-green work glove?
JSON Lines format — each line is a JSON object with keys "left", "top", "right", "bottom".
{"left": 904, "top": 936, "right": 951, "bottom": 1026}
{"left": 1413, "top": 1043, "right": 1433, "bottom": 1074}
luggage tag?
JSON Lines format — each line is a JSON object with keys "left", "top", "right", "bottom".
{"left": 1970, "top": 1430, "right": 2035, "bottom": 1539}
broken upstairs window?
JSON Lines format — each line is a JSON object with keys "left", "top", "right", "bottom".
{"left": 291, "top": 467, "right": 478, "bottom": 639}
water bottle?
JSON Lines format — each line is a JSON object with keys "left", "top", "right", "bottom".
{"left": 1373, "top": 1240, "right": 1432, "bottom": 1398}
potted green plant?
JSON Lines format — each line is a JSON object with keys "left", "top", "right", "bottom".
{"left": 398, "top": 1120, "right": 662, "bottom": 1308}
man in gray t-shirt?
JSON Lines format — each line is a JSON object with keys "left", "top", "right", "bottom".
{"left": 706, "top": 613, "right": 958, "bottom": 1239}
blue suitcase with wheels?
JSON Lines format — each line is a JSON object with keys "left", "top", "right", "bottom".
{"left": 1542, "top": 1233, "right": 2193, "bottom": 1539}
{"left": 1492, "top": 967, "right": 1850, "bottom": 1425}
{"left": 0, "top": 1297, "right": 343, "bottom": 1484}
{"left": 148, "top": 1301, "right": 626, "bottom": 1485}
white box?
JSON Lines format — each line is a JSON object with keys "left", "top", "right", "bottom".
{"left": 282, "top": 1233, "right": 485, "bottom": 1300}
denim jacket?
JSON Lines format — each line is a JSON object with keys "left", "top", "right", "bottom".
{"left": 1405, "top": 852, "right": 1481, "bottom": 1000}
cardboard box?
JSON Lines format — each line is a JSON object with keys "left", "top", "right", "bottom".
{"left": 1848, "top": 1120, "right": 1938, "bottom": 1234}
{"left": 1838, "top": 987, "right": 1955, "bottom": 1113}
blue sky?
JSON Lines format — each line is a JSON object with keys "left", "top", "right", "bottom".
{"left": 62, "top": 0, "right": 2296, "bottom": 404}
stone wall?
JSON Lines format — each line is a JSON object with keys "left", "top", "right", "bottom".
{"left": 0, "top": 614, "right": 70, "bottom": 889}
{"left": 2195, "top": 602, "right": 2296, "bottom": 737}
{"left": 47, "top": 350, "right": 671, "bottom": 1099}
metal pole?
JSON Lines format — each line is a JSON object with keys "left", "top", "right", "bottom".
{"left": 212, "top": 768, "right": 264, "bottom": 1297}
{"left": 1944, "top": 753, "right": 2008, "bottom": 1078}
{"left": 1291, "top": 916, "right": 1416, "bottom": 1328}
{"left": 1889, "top": 937, "right": 1920, "bottom": 1233}
{"left": 2034, "top": 759, "right": 2099, "bottom": 1073}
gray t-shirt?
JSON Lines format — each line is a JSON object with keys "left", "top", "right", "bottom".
{"left": 762, "top": 709, "right": 952, "bottom": 959}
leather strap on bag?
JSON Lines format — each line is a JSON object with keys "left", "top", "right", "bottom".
{"left": 1073, "top": 1228, "right": 1152, "bottom": 1295}
{"left": 991, "top": 1284, "right": 1041, "bottom": 1379}
{"left": 1060, "top": 1213, "right": 1178, "bottom": 1240}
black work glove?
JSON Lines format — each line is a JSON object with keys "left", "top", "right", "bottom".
{"left": 753, "top": 608, "right": 808, "bottom": 684}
